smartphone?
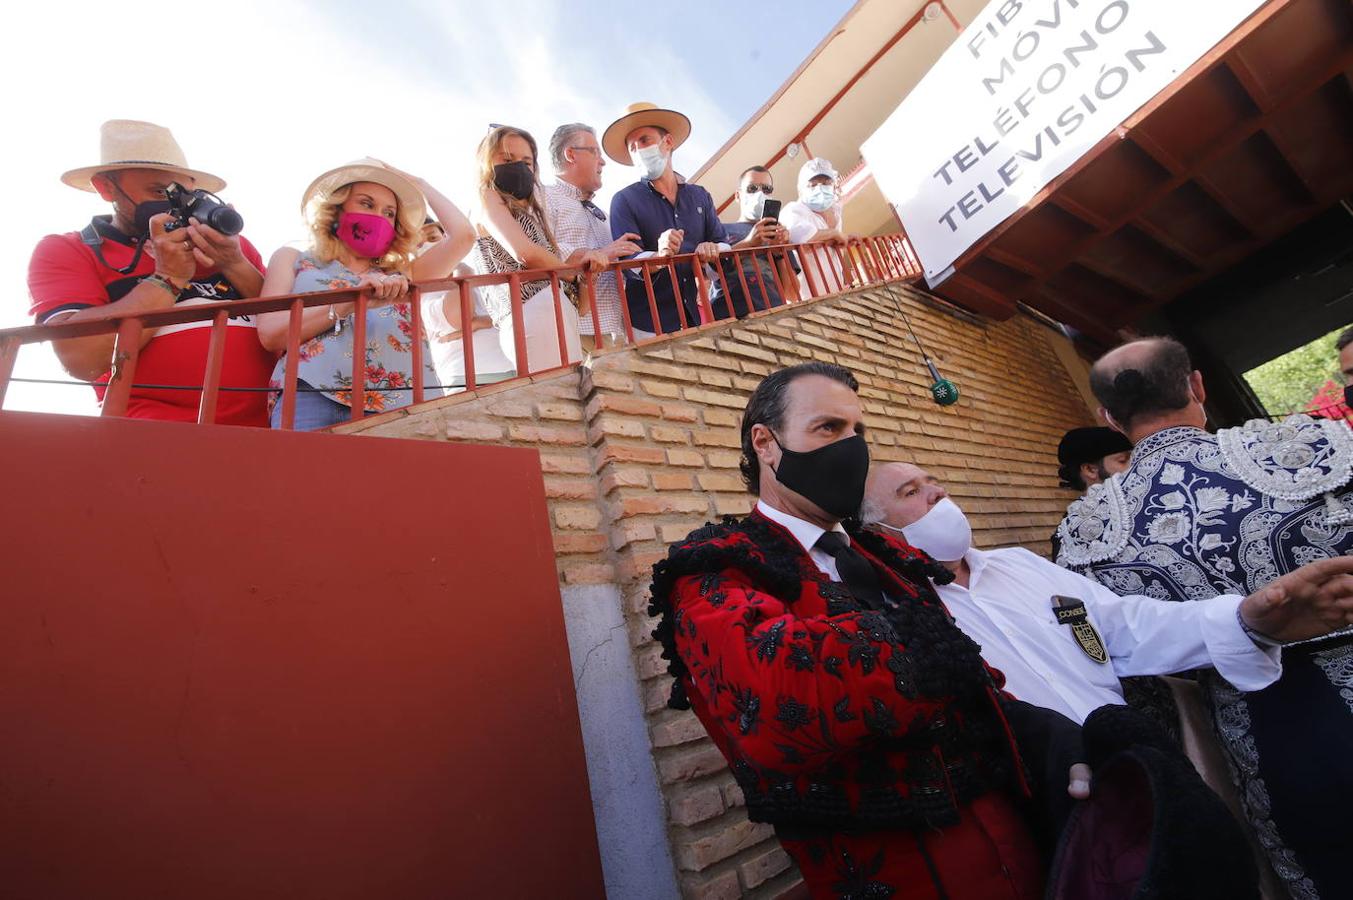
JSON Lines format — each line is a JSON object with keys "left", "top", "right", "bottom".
{"left": 762, "top": 199, "right": 782, "bottom": 222}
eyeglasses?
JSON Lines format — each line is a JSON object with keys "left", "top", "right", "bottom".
{"left": 581, "top": 199, "right": 607, "bottom": 222}
{"left": 743, "top": 184, "right": 774, "bottom": 195}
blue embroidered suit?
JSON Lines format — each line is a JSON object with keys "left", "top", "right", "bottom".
{"left": 1056, "top": 417, "right": 1353, "bottom": 900}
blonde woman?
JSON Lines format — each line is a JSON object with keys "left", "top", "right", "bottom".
{"left": 470, "top": 125, "right": 606, "bottom": 373}
{"left": 256, "top": 158, "right": 472, "bottom": 430}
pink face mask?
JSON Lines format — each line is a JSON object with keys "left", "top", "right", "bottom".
{"left": 335, "top": 211, "right": 396, "bottom": 258}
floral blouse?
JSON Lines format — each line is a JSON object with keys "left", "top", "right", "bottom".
{"left": 269, "top": 252, "right": 438, "bottom": 412}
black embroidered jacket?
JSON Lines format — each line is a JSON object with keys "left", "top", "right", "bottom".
{"left": 649, "top": 510, "right": 1034, "bottom": 832}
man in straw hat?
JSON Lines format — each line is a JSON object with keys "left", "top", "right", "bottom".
{"left": 605, "top": 102, "right": 731, "bottom": 337}
{"left": 27, "top": 119, "right": 273, "bottom": 425}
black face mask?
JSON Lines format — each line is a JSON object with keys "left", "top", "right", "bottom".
{"left": 770, "top": 431, "right": 870, "bottom": 520}
{"left": 1345, "top": 384, "right": 1353, "bottom": 410}
{"left": 131, "top": 199, "right": 173, "bottom": 237}
{"left": 493, "top": 161, "right": 536, "bottom": 201}
{"left": 108, "top": 178, "right": 172, "bottom": 237}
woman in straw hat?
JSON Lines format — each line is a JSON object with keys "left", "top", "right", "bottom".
{"left": 256, "top": 159, "right": 472, "bottom": 430}
{"left": 468, "top": 125, "right": 608, "bottom": 374}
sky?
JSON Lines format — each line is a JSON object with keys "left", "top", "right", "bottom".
{"left": 2, "top": 0, "right": 854, "bottom": 415}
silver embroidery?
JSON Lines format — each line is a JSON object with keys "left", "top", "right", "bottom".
{"left": 1211, "top": 680, "right": 1321, "bottom": 900}
{"left": 1056, "top": 477, "right": 1133, "bottom": 566}
{"left": 1060, "top": 424, "right": 1351, "bottom": 900}
{"left": 1217, "top": 415, "right": 1353, "bottom": 502}
{"left": 1313, "top": 644, "right": 1353, "bottom": 716}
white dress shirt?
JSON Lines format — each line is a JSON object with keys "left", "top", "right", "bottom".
{"left": 756, "top": 500, "right": 850, "bottom": 580}
{"left": 934, "top": 547, "right": 1282, "bottom": 723}
{"left": 780, "top": 200, "right": 846, "bottom": 296}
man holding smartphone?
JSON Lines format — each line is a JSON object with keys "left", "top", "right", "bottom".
{"left": 714, "top": 166, "right": 799, "bottom": 317}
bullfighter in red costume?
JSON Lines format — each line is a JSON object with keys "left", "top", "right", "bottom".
{"left": 649, "top": 363, "right": 1089, "bottom": 899}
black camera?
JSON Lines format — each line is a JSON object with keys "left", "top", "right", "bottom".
{"left": 164, "top": 182, "right": 244, "bottom": 236}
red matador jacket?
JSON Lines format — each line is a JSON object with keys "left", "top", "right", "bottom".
{"left": 648, "top": 510, "right": 1037, "bottom": 833}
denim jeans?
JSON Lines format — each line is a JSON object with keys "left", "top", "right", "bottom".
{"left": 269, "top": 380, "right": 365, "bottom": 431}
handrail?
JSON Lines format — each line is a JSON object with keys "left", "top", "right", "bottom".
{"left": 0, "top": 234, "right": 920, "bottom": 428}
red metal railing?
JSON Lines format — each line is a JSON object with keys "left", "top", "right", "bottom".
{"left": 0, "top": 234, "right": 919, "bottom": 428}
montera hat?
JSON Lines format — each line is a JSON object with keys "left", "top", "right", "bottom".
{"left": 1046, "top": 705, "right": 1258, "bottom": 900}
{"left": 602, "top": 102, "right": 691, "bottom": 166}
{"left": 62, "top": 119, "right": 226, "bottom": 193}
{"left": 1057, "top": 426, "right": 1132, "bottom": 488}
{"left": 300, "top": 158, "right": 427, "bottom": 238}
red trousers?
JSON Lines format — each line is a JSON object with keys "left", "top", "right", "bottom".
{"left": 778, "top": 793, "right": 1043, "bottom": 900}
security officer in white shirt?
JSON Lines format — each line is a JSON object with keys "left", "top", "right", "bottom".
{"left": 859, "top": 462, "right": 1353, "bottom": 725}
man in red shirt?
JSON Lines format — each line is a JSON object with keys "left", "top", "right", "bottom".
{"left": 27, "top": 119, "right": 274, "bottom": 425}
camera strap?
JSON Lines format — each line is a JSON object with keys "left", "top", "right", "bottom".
{"left": 80, "top": 220, "right": 148, "bottom": 276}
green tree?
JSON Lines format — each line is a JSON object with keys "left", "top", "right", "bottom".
{"left": 1244, "top": 326, "right": 1346, "bottom": 416}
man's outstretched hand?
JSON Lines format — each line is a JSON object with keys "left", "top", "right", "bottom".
{"left": 1241, "top": 555, "right": 1353, "bottom": 644}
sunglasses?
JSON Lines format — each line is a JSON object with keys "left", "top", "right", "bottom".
{"left": 581, "top": 199, "right": 607, "bottom": 222}
{"left": 743, "top": 184, "right": 774, "bottom": 195}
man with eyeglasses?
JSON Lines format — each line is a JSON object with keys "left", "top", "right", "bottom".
{"left": 543, "top": 123, "right": 642, "bottom": 351}
{"left": 713, "top": 165, "right": 799, "bottom": 317}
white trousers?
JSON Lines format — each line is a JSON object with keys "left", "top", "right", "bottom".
{"left": 498, "top": 285, "right": 583, "bottom": 374}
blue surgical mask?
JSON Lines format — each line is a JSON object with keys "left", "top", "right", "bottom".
{"left": 634, "top": 144, "right": 669, "bottom": 181}
{"left": 739, "top": 190, "right": 766, "bottom": 221}
{"left": 805, "top": 185, "right": 836, "bottom": 212}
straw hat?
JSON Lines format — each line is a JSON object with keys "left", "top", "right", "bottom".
{"left": 602, "top": 102, "right": 691, "bottom": 166}
{"left": 300, "top": 158, "right": 427, "bottom": 237}
{"left": 62, "top": 119, "right": 226, "bottom": 193}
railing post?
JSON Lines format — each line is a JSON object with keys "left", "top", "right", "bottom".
{"left": 550, "top": 273, "right": 569, "bottom": 367}
{"left": 509, "top": 273, "right": 529, "bottom": 377}
{"left": 349, "top": 291, "right": 368, "bottom": 420}
{"left": 101, "top": 317, "right": 144, "bottom": 417}
{"left": 766, "top": 247, "right": 792, "bottom": 304}
{"left": 0, "top": 334, "right": 20, "bottom": 411}
{"left": 459, "top": 280, "right": 477, "bottom": 393}
{"left": 695, "top": 261, "right": 715, "bottom": 325}
{"left": 712, "top": 256, "right": 740, "bottom": 316}
{"left": 801, "top": 244, "right": 824, "bottom": 299}
{"left": 665, "top": 260, "right": 689, "bottom": 330}
{"left": 279, "top": 298, "right": 304, "bottom": 430}
{"left": 408, "top": 284, "right": 425, "bottom": 406}
{"left": 747, "top": 251, "right": 771, "bottom": 313}
{"left": 196, "top": 310, "right": 229, "bottom": 425}
{"left": 641, "top": 264, "right": 663, "bottom": 337}
{"left": 614, "top": 268, "right": 636, "bottom": 346}
{"left": 583, "top": 270, "right": 602, "bottom": 350}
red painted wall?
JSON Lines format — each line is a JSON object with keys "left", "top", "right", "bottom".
{"left": 0, "top": 412, "right": 603, "bottom": 899}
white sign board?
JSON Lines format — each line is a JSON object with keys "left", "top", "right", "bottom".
{"left": 861, "top": 0, "right": 1267, "bottom": 284}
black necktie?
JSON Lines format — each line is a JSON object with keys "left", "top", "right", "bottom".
{"left": 815, "top": 531, "right": 886, "bottom": 610}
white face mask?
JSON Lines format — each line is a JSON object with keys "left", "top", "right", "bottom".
{"left": 739, "top": 189, "right": 766, "bottom": 221}
{"left": 805, "top": 185, "right": 836, "bottom": 212}
{"left": 880, "top": 497, "right": 972, "bottom": 562}
{"left": 634, "top": 144, "right": 669, "bottom": 181}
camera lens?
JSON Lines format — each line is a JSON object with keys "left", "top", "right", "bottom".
{"left": 206, "top": 206, "right": 245, "bottom": 236}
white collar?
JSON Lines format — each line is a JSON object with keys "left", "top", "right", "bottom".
{"left": 756, "top": 499, "right": 848, "bottom": 556}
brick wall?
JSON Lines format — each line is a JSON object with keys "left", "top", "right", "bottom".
{"left": 338, "top": 282, "right": 1094, "bottom": 898}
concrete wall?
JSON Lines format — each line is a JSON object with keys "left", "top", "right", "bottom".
{"left": 337, "top": 282, "right": 1094, "bottom": 898}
